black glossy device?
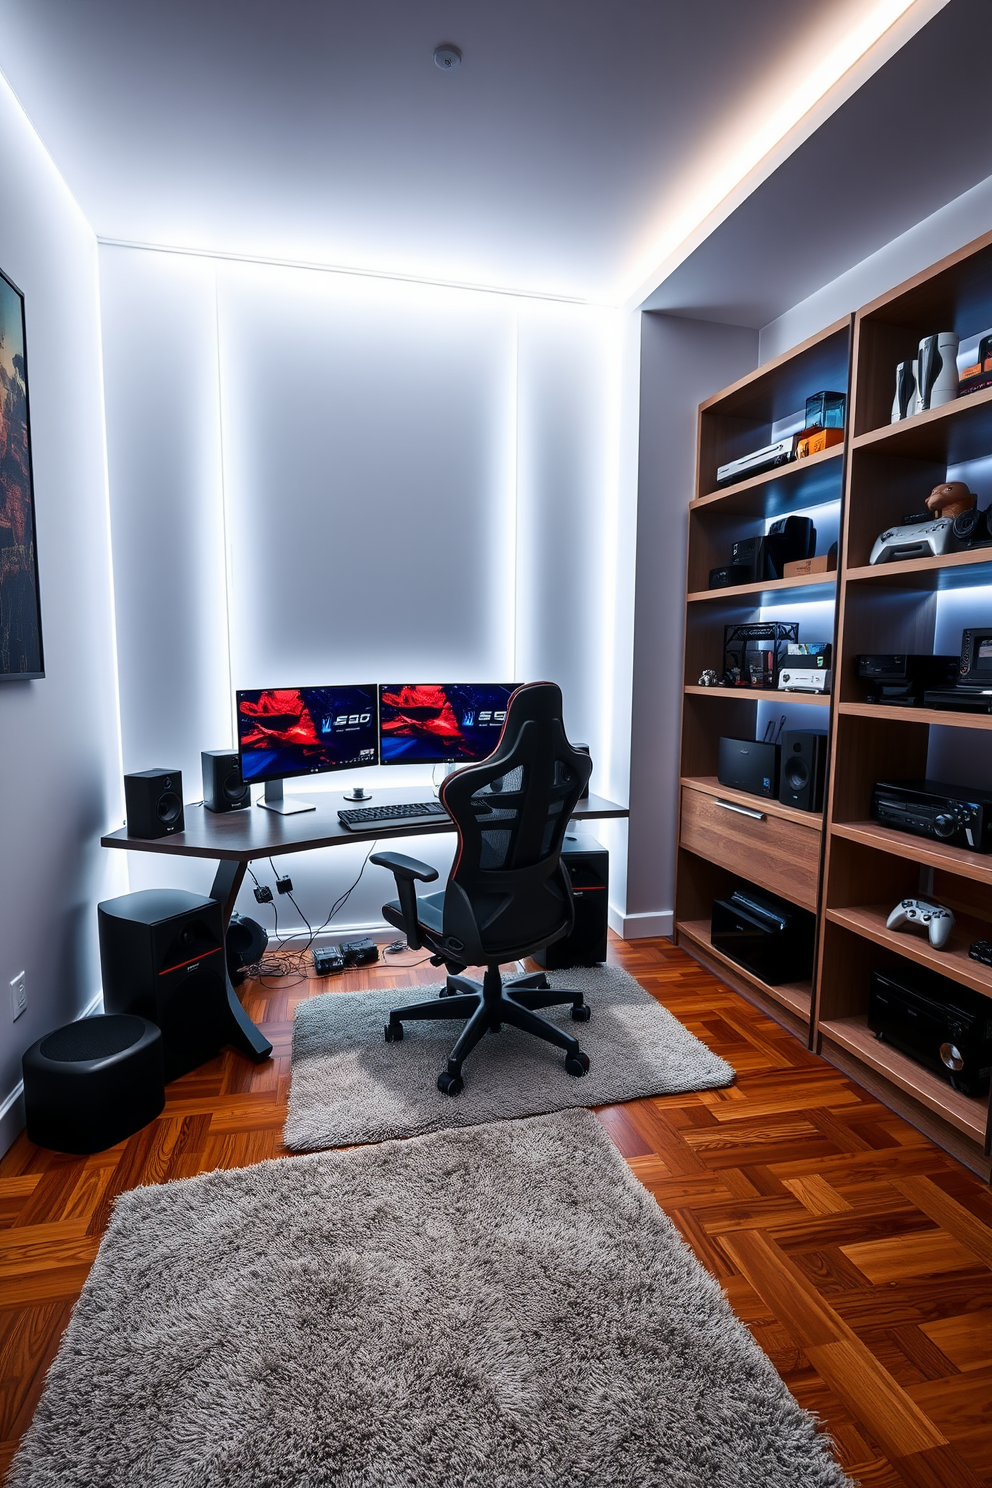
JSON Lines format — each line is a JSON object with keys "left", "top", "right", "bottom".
{"left": 925, "top": 628, "right": 992, "bottom": 712}
{"left": 871, "top": 779, "right": 992, "bottom": 853}
{"left": 868, "top": 966, "right": 992, "bottom": 1097}
{"left": 857, "top": 654, "right": 958, "bottom": 706}
{"left": 711, "top": 885, "right": 815, "bottom": 985}
{"left": 717, "top": 736, "right": 780, "bottom": 798}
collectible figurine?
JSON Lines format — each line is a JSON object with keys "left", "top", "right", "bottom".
{"left": 697, "top": 669, "right": 719, "bottom": 687}
{"left": 926, "top": 480, "right": 977, "bottom": 519}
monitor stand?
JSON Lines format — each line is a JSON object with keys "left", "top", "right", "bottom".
{"left": 256, "top": 778, "right": 316, "bottom": 815}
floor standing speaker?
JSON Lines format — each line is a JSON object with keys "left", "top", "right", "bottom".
{"left": 533, "top": 832, "right": 609, "bottom": 968}
{"left": 201, "top": 749, "right": 250, "bottom": 812}
{"left": 98, "top": 889, "right": 230, "bottom": 1081}
{"left": 123, "top": 768, "right": 184, "bottom": 838}
{"left": 778, "top": 730, "right": 829, "bottom": 812}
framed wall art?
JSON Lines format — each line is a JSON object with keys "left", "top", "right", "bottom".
{"left": 0, "top": 266, "right": 43, "bottom": 679}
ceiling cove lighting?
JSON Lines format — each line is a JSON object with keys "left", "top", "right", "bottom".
{"left": 624, "top": 0, "right": 947, "bottom": 307}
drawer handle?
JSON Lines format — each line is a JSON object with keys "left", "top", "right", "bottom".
{"left": 715, "top": 798, "right": 766, "bottom": 821}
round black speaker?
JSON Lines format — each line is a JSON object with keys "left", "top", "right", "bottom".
{"left": 226, "top": 913, "right": 269, "bottom": 983}
{"left": 223, "top": 768, "right": 245, "bottom": 804}
{"left": 784, "top": 755, "right": 809, "bottom": 790}
{"left": 157, "top": 789, "right": 183, "bottom": 826}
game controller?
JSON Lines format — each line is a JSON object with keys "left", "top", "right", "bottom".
{"left": 886, "top": 898, "right": 954, "bottom": 949}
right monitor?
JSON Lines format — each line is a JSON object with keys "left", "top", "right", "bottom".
{"left": 379, "top": 682, "right": 517, "bottom": 766}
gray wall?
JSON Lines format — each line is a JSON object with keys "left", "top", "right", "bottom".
{"left": 0, "top": 76, "right": 123, "bottom": 1154}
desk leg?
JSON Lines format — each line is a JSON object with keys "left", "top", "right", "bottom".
{"left": 207, "top": 859, "right": 272, "bottom": 1064}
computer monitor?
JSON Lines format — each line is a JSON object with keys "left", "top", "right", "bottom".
{"left": 236, "top": 685, "right": 378, "bottom": 813}
{"left": 378, "top": 683, "right": 516, "bottom": 766}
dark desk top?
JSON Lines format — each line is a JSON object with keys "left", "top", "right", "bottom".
{"left": 101, "top": 788, "right": 629, "bottom": 863}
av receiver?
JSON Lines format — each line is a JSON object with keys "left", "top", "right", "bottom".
{"left": 857, "top": 653, "right": 958, "bottom": 706}
{"left": 868, "top": 966, "right": 992, "bottom": 1097}
{"left": 871, "top": 779, "right": 992, "bottom": 852}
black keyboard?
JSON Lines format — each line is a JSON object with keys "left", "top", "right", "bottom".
{"left": 338, "top": 801, "right": 449, "bottom": 830}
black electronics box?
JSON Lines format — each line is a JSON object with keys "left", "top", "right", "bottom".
{"left": 764, "top": 515, "right": 816, "bottom": 578}
{"left": 711, "top": 885, "right": 815, "bottom": 986}
{"left": 857, "top": 654, "right": 958, "bottom": 706}
{"left": 924, "top": 625, "right": 992, "bottom": 712}
{"left": 718, "top": 736, "right": 780, "bottom": 798}
{"left": 871, "top": 779, "right": 992, "bottom": 853}
{"left": 340, "top": 938, "right": 378, "bottom": 966}
{"left": 868, "top": 966, "right": 992, "bottom": 1097}
{"left": 312, "top": 946, "right": 345, "bottom": 975}
{"left": 709, "top": 563, "right": 753, "bottom": 589}
{"left": 534, "top": 832, "right": 608, "bottom": 968}
{"left": 730, "top": 536, "right": 770, "bottom": 582}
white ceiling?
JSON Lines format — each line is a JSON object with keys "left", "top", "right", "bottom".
{"left": 0, "top": 0, "right": 928, "bottom": 303}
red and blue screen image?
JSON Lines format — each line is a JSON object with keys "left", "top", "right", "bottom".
{"left": 237, "top": 686, "right": 378, "bottom": 783}
{"left": 379, "top": 683, "right": 515, "bottom": 765}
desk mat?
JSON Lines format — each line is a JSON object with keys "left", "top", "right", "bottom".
{"left": 285, "top": 963, "right": 734, "bottom": 1150}
{"left": 7, "top": 1109, "right": 850, "bottom": 1488}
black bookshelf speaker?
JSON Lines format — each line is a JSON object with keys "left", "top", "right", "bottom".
{"left": 98, "top": 889, "right": 230, "bottom": 1081}
{"left": 778, "top": 730, "right": 828, "bottom": 812}
{"left": 202, "top": 749, "right": 250, "bottom": 812}
{"left": 533, "top": 833, "right": 609, "bottom": 968}
{"left": 123, "top": 768, "right": 184, "bottom": 839}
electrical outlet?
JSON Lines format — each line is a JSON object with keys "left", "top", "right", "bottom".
{"left": 10, "top": 971, "right": 26, "bottom": 1022}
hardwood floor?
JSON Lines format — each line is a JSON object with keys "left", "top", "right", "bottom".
{"left": 2, "top": 935, "right": 992, "bottom": 1485}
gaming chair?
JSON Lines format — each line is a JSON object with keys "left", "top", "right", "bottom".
{"left": 370, "top": 681, "right": 594, "bottom": 1095}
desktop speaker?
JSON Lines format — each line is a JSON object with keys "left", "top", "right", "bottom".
{"left": 202, "top": 750, "right": 250, "bottom": 813}
{"left": 123, "top": 768, "right": 184, "bottom": 839}
{"left": 533, "top": 833, "right": 608, "bottom": 968}
{"left": 98, "top": 888, "right": 230, "bottom": 1082}
{"left": 778, "top": 730, "right": 828, "bottom": 812}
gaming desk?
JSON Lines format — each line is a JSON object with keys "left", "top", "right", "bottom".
{"left": 101, "top": 787, "right": 629, "bottom": 1063}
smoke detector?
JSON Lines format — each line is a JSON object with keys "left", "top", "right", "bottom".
{"left": 434, "top": 45, "right": 462, "bottom": 71}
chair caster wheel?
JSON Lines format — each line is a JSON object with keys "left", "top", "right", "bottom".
{"left": 384, "top": 1022, "right": 403, "bottom": 1043}
{"left": 565, "top": 1052, "right": 590, "bottom": 1077}
{"left": 570, "top": 1003, "right": 591, "bottom": 1022}
{"left": 437, "top": 1071, "right": 463, "bottom": 1096}
{"left": 439, "top": 986, "right": 455, "bottom": 998}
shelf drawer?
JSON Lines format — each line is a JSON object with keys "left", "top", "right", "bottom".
{"left": 679, "top": 784, "right": 820, "bottom": 910}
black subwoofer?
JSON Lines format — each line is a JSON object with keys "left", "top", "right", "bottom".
{"left": 778, "top": 730, "right": 828, "bottom": 812}
{"left": 98, "top": 889, "right": 230, "bottom": 1081}
{"left": 201, "top": 749, "right": 250, "bottom": 812}
{"left": 124, "top": 768, "right": 184, "bottom": 839}
{"left": 22, "top": 1014, "right": 164, "bottom": 1154}
{"left": 534, "top": 833, "right": 608, "bottom": 968}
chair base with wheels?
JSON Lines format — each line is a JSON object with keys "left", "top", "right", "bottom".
{"left": 384, "top": 962, "right": 591, "bottom": 1095}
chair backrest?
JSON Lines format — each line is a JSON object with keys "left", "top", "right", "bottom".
{"left": 437, "top": 682, "right": 592, "bottom": 964}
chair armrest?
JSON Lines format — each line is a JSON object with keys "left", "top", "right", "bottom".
{"left": 369, "top": 853, "right": 439, "bottom": 883}
{"left": 370, "top": 853, "right": 439, "bottom": 951}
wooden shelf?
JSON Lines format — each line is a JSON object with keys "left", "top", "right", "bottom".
{"left": 826, "top": 902, "right": 992, "bottom": 1001}
{"left": 819, "top": 1014, "right": 987, "bottom": 1142}
{"left": 691, "top": 445, "right": 844, "bottom": 514}
{"left": 687, "top": 572, "right": 836, "bottom": 604}
{"left": 837, "top": 702, "right": 992, "bottom": 731}
{"left": 681, "top": 775, "right": 823, "bottom": 830}
{"left": 684, "top": 685, "right": 831, "bottom": 706}
{"left": 831, "top": 820, "right": 992, "bottom": 887}
{"left": 853, "top": 383, "right": 992, "bottom": 465}
{"left": 677, "top": 919, "right": 812, "bottom": 1019}
{"left": 845, "top": 548, "right": 992, "bottom": 590}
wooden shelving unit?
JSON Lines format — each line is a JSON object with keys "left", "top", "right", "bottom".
{"left": 674, "top": 316, "right": 852, "bottom": 1043}
{"left": 816, "top": 225, "right": 992, "bottom": 1180}
{"left": 674, "top": 230, "right": 992, "bottom": 1178}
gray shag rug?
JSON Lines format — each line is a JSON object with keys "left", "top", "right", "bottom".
{"left": 9, "top": 1109, "right": 851, "bottom": 1488}
{"left": 285, "top": 964, "right": 734, "bottom": 1149}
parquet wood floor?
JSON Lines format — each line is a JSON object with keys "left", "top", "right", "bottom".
{"left": 2, "top": 935, "right": 992, "bottom": 1485}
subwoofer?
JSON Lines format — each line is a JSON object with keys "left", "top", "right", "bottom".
{"left": 533, "top": 832, "right": 608, "bottom": 969}
{"left": 123, "top": 768, "right": 184, "bottom": 839}
{"left": 202, "top": 749, "right": 250, "bottom": 812}
{"left": 98, "top": 889, "right": 230, "bottom": 1081}
{"left": 778, "top": 730, "right": 828, "bottom": 812}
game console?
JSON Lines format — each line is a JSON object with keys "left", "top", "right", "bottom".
{"left": 710, "top": 885, "right": 815, "bottom": 985}
{"left": 717, "top": 437, "right": 796, "bottom": 487}
{"left": 868, "top": 966, "right": 992, "bottom": 1097}
{"left": 778, "top": 668, "right": 831, "bottom": 693}
{"left": 870, "top": 514, "right": 955, "bottom": 564}
{"left": 886, "top": 898, "right": 955, "bottom": 949}
{"left": 857, "top": 654, "right": 958, "bottom": 706}
{"left": 871, "top": 778, "right": 992, "bottom": 853}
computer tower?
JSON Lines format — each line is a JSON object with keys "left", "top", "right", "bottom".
{"left": 201, "top": 749, "right": 250, "bottom": 812}
{"left": 533, "top": 833, "right": 608, "bottom": 968}
{"left": 778, "top": 730, "right": 828, "bottom": 812}
{"left": 98, "top": 888, "right": 230, "bottom": 1081}
{"left": 123, "top": 768, "right": 184, "bottom": 839}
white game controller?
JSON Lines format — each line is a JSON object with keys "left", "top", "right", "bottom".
{"left": 886, "top": 898, "right": 955, "bottom": 949}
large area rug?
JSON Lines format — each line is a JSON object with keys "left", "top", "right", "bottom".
{"left": 9, "top": 1109, "right": 850, "bottom": 1488}
{"left": 285, "top": 964, "right": 734, "bottom": 1149}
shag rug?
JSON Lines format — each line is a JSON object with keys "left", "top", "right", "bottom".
{"left": 285, "top": 964, "right": 734, "bottom": 1149}
{"left": 8, "top": 1109, "right": 851, "bottom": 1488}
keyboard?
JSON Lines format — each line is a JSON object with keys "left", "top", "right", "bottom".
{"left": 338, "top": 801, "right": 449, "bottom": 831}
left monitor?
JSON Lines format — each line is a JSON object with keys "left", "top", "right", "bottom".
{"left": 236, "top": 685, "right": 378, "bottom": 814}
